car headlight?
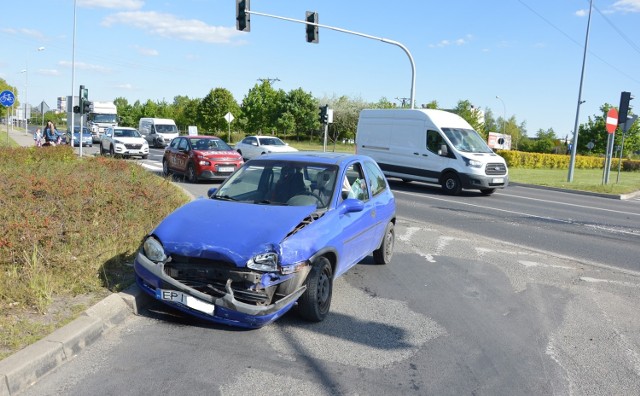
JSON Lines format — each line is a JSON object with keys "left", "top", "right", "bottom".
{"left": 143, "top": 237, "right": 167, "bottom": 262}
{"left": 247, "top": 252, "right": 279, "bottom": 272}
{"left": 463, "top": 157, "right": 483, "bottom": 168}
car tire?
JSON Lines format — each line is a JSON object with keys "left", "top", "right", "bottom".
{"left": 187, "top": 163, "right": 198, "bottom": 183}
{"left": 141, "top": 155, "right": 148, "bottom": 160}
{"left": 480, "top": 188, "right": 496, "bottom": 195}
{"left": 109, "top": 145, "right": 115, "bottom": 157}
{"left": 297, "top": 256, "right": 333, "bottom": 322}
{"left": 441, "top": 172, "right": 462, "bottom": 195}
{"left": 162, "top": 159, "right": 170, "bottom": 177}
{"left": 373, "top": 221, "right": 395, "bottom": 265}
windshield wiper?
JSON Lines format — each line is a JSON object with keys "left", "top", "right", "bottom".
{"left": 213, "top": 194, "right": 237, "bottom": 201}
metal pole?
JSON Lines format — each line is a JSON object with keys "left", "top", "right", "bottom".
{"left": 567, "top": 0, "right": 593, "bottom": 182}
{"left": 248, "top": 10, "right": 417, "bottom": 108}
{"left": 616, "top": 125, "right": 627, "bottom": 183}
{"left": 71, "top": 0, "right": 77, "bottom": 156}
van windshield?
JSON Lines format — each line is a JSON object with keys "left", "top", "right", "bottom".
{"left": 442, "top": 128, "right": 493, "bottom": 153}
{"left": 155, "top": 124, "right": 178, "bottom": 134}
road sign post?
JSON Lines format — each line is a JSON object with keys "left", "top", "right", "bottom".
{"left": 1, "top": 90, "right": 16, "bottom": 144}
{"left": 602, "top": 108, "right": 618, "bottom": 185}
{"left": 224, "top": 112, "right": 234, "bottom": 143}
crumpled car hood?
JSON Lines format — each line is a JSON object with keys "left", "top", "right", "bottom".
{"left": 151, "top": 198, "right": 316, "bottom": 266}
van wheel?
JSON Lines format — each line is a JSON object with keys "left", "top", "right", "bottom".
{"left": 480, "top": 188, "right": 496, "bottom": 195}
{"left": 297, "top": 257, "right": 333, "bottom": 322}
{"left": 441, "top": 172, "right": 462, "bottom": 195}
{"left": 373, "top": 221, "right": 395, "bottom": 264}
{"left": 109, "top": 145, "right": 116, "bottom": 157}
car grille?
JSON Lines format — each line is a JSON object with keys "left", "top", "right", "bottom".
{"left": 485, "top": 162, "right": 507, "bottom": 175}
{"left": 163, "top": 257, "right": 273, "bottom": 305}
{"left": 124, "top": 143, "right": 143, "bottom": 149}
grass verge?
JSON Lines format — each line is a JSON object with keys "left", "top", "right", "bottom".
{"left": 508, "top": 168, "right": 640, "bottom": 195}
{"left": 0, "top": 145, "right": 190, "bottom": 360}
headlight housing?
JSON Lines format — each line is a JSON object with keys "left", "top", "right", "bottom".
{"left": 247, "top": 252, "right": 279, "bottom": 272}
{"left": 143, "top": 237, "right": 167, "bottom": 262}
{"left": 463, "top": 157, "right": 483, "bottom": 168}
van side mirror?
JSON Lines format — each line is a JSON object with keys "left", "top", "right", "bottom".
{"left": 438, "top": 144, "right": 449, "bottom": 157}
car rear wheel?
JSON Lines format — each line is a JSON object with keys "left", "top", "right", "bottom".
{"left": 297, "top": 257, "right": 333, "bottom": 322}
{"left": 373, "top": 221, "right": 395, "bottom": 264}
{"left": 441, "top": 172, "right": 462, "bottom": 195}
{"left": 187, "top": 163, "right": 198, "bottom": 183}
{"left": 109, "top": 145, "right": 115, "bottom": 157}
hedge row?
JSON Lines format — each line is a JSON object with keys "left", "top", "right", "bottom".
{"left": 496, "top": 150, "right": 640, "bottom": 171}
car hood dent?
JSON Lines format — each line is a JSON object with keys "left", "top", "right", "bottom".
{"left": 152, "top": 199, "right": 317, "bottom": 266}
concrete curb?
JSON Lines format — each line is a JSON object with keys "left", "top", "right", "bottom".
{"left": 0, "top": 284, "right": 152, "bottom": 396}
{"left": 510, "top": 182, "right": 640, "bottom": 200}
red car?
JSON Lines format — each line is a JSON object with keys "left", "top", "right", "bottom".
{"left": 162, "top": 136, "right": 244, "bottom": 182}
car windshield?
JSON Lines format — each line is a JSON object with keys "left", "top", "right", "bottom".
{"left": 213, "top": 160, "right": 338, "bottom": 209}
{"left": 442, "top": 128, "right": 494, "bottom": 153}
{"left": 189, "top": 138, "right": 232, "bottom": 151}
{"left": 114, "top": 129, "right": 140, "bottom": 138}
{"left": 258, "top": 137, "right": 285, "bottom": 146}
{"left": 155, "top": 124, "right": 178, "bottom": 134}
{"left": 91, "top": 114, "right": 118, "bottom": 123}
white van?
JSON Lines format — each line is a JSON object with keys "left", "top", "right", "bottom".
{"left": 138, "top": 118, "right": 179, "bottom": 148}
{"left": 356, "top": 109, "right": 508, "bottom": 195}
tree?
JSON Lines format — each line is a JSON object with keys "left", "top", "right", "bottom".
{"left": 373, "top": 97, "right": 396, "bottom": 109}
{"left": 113, "top": 97, "right": 134, "bottom": 127}
{"left": 281, "top": 88, "right": 319, "bottom": 140}
{"left": 452, "top": 99, "right": 485, "bottom": 137}
{"left": 534, "top": 128, "right": 558, "bottom": 153}
{"left": 172, "top": 95, "right": 200, "bottom": 132}
{"left": 198, "top": 88, "right": 240, "bottom": 135}
{"left": 241, "top": 81, "right": 284, "bottom": 135}
{"left": 422, "top": 100, "right": 438, "bottom": 109}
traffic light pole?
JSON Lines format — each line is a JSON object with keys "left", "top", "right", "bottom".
{"left": 244, "top": 10, "right": 417, "bottom": 109}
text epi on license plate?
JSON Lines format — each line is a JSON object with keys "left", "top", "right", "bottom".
{"left": 157, "top": 289, "right": 215, "bottom": 315}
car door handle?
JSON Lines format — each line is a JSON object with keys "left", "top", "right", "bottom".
{"left": 413, "top": 152, "right": 419, "bottom": 155}
{"left": 422, "top": 153, "right": 429, "bottom": 157}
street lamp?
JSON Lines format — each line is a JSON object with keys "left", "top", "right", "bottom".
{"left": 495, "top": 95, "right": 506, "bottom": 135}
{"left": 22, "top": 46, "right": 46, "bottom": 135}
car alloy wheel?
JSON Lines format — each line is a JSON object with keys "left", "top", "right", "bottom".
{"left": 162, "top": 159, "right": 170, "bottom": 177}
{"left": 187, "top": 163, "right": 198, "bottom": 183}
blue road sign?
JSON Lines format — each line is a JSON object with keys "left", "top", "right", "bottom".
{"left": 0, "top": 90, "right": 16, "bottom": 107}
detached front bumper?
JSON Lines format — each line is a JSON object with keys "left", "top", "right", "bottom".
{"left": 134, "top": 252, "right": 308, "bottom": 328}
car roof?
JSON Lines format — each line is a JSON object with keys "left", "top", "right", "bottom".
{"left": 113, "top": 127, "right": 137, "bottom": 130}
{"left": 252, "top": 151, "right": 372, "bottom": 166}
{"left": 187, "top": 135, "right": 221, "bottom": 139}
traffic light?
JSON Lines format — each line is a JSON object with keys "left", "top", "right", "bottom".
{"left": 618, "top": 91, "right": 634, "bottom": 125}
{"left": 79, "top": 85, "right": 88, "bottom": 114}
{"left": 73, "top": 106, "right": 80, "bottom": 114}
{"left": 306, "top": 11, "right": 318, "bottom": 43}
{"left": 236, "top": 0, "right": 250, "bottom": 32}
{"left": 319, "top": 105, "right": 328, "bottom": 124}
{"left": 82, "top": 100, "right": 92, "bottom": 115}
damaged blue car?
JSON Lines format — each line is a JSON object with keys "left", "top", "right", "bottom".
{"left": 134, "top": 152, "right": 396, "bottom": 328}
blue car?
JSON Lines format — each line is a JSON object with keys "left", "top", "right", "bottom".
{"left": 134, "top": 152, "right": 396, "bottom": 328}
{"left": 67, "top": 126, "right": 93, "bottom": 147}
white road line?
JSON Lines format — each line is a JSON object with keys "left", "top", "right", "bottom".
{"left": 499, "top": 191, "right": 640, "bottom": 217}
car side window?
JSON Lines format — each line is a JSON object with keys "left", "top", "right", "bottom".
{"left": 177, "top": 138, "right": 188, "bottom": 151}
{"left": 341, "top": 163, "right": 369, "bottom": 201}
{"left": 364, "top": 161, "right": 387, "bottom": 197}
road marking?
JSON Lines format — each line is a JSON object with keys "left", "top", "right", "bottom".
{"left": 580, "top": 277, "right": 640, "bottom": 288}
{"left": 499, "top": 191, "right": 640, "bottom": 217}
{"left": 395, "top": 190, "right": 640, "bottom": 237}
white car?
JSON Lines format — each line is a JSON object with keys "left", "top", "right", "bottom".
{"left": 234, "top": 135, "right": 298, "bottom": 160}
{"left": 100, "top": 127, "right": 149, "bottom": 159}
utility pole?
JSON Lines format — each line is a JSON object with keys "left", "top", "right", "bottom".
{"left": 395, "top": 97, "right": 410, "bottom": 108}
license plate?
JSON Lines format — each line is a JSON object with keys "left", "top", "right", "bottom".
{"left": 218, "top": 166, "right": 234, "bottom": 173}
{"left": 492, "top": 178, "right": 504, "bottom": 184}
{"left": 156, "top": 289, "right": 215, "bottom": 315}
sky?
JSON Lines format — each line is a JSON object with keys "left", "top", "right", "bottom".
{"left": 1, "top": 0, "right": 639, "bottom": 137}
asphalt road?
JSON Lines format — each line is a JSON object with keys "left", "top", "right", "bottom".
{"left": 18, "top": 159, "right": 640, "bottom": 396}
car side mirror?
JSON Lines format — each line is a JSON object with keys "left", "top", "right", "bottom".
{"left": 339, "top": 198, "right": 364, "bottom": 214}
{"left": 438, "top": 144, "right": 449, "bottom": 157}
{"left": 207, "top": 188, "right": 218, "bottom": 198}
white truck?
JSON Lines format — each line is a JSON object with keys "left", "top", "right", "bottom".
{"left": 87, "top": 101, "right": 118, "bottom": 143}
{"left": 356, "top": 109, "right": 509, "bottom": 195}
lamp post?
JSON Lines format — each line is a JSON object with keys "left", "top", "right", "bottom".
{"left": 495, "top": 95, "right": 506, "bottom": 135}
{"left": 22, "top": 46, "right": 46, "bottom": 135}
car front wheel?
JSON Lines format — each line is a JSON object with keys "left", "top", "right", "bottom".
{"left": 162, "top": 159, "right": 170, "bottom": 176}
{"left": 297, "top": 257, "right": 333, "bottom": 322}
{"left": 373, "top": 221, "right": 395, "bottom": 264}
{"left": 187, "top": 163, "right": 198, "bottom": 183}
